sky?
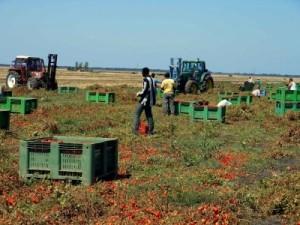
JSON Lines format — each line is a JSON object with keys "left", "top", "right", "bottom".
{"left": 0, "top": 0, "right": 300, "bottom": 75}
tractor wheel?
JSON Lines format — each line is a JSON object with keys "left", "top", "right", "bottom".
{"left": 27, "top": 78, "right": 39, "bottom": 90}
{"left": 202, "top": 75, "right": 214, "bottom": 92}
{"left": 6, "top": 72, "right": 20, "bottom": 89}
{"left": 185, "top": 80, "right": 198, "bottom": 94}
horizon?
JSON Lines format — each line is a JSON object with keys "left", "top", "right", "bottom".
{"left": 0, "top": 0, "right": 299, "bottom": 75}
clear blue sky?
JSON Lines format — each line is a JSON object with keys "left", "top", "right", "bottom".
{"left": 1, "top": 0, "right": 300, "bottom": 75}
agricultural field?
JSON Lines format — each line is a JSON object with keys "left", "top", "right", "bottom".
{"left": 0, "top": 69, "right": 299, "bottom": 225}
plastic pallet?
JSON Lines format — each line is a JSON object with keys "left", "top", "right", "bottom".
{"left": 191, "top": 106, "right": 226, "bottom": 122}
{"left": 58, "top": 86, "right": 79, "bottom": 94}
{"left": 0, "top": 110, "right": 10, "bottom": 129}
{"left": 86, "top": 91, "right": 115, "bottom": 104}
{"left": 275, "top": 101, "right": 300, "bottom": 116}
{"left": 19, "top": 136, "right": 118, "bottom": 185}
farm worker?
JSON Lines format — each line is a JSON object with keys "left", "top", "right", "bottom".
{"left": 151, "top": 73, "right": 161, "bottom": 88}
{"left": 256, "top": 79, "right": 262, "bottom": 89}
{"left": 161, "top": 72, "right": 176, "bottom": 115}
{"left": 248, "top": 76, "right": 254, "bottom": 83}
{"left": 217, "top": 99, "right": 232, "bottom": 107}
{"left": 288, "top": 78, "right": 297, "bottom": 91}
{"left": 252, "top": 89, "right": 261, "bottom": 97}
{"left": 133, "top": 67, "right": 156, "bottom": 135}
{"left": 151, "top": 73, "right": 161, "bottom": 97}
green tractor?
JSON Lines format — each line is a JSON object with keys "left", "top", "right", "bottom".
{"left": 169, "top": 58, "right": 214, "bottom": 94}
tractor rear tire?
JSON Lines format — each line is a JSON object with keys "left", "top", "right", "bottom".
{"left": 202, "top": 76, "right": 214, "bottom": 92}
{"left": 185, "top": 80, "right": 198, "bottom": 94}
{"left": 6, "top": 72, "right": 20, "bottom": 89}
{"left": 27, "top": 78, "right": 39, "bottom": 90}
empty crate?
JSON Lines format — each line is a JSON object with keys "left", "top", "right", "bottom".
{"left": 58, "top": 86, "right": 79, "bottom": 94}
{"left": 0, "top": 110, "right": 10, "bottom": 129}
{"left": 0, "top": 97, "right": 37, "bottom": 114}
{"left": 10, "top": 97, "right": 37, "bottom": 114}
{"left": 86, "top": 91, "right": 115, "bottom": 104}
{"left": 19, "top": 136, "right": 118, "bottom": 185}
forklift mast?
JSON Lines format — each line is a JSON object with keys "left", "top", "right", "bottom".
{"left": 46, "top": 54, "right": 58, "bottom": 90}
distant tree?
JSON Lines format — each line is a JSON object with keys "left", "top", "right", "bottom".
{"left": 78, "top": 62, "right": 83, "bottom": 70}
{"left": 75, "top": 61, "right": 79, "bottom": 70}
{"left": 84, "top": 62, "right": 89, "bottom": 71}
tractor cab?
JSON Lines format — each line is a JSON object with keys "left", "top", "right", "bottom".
{"left": 169, "top": 58, "right": 213, "bottom": 94}
{"left": 11, "top": 56, "right": 45, "bottom": 72}
{"left": 6, "top": 54, "right": 57, "bottom": 90}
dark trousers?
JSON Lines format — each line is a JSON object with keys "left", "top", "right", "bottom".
{"left": 163, "top": 93, "right": 175, "bottom": 115}
{"left": 133, "top": 103, "right": 154, "bottom": 134}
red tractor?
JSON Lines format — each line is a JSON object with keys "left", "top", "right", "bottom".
{"left": 6, "top": 54, "right": 58, "bottom": 90}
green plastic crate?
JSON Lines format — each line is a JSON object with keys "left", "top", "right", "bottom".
{"left": 177, "top": 101, "right": 194, "bottom": 115}
{"left": 265, "top": 83, "right": 273, "bottom": 89}
{"left": 218, "top": 95, "right": 252, "bottom": 105}
{"left": 275, "top": 89, "right": 300, "bottom": 102}
{"left": 0, "top": 110, "right": 10, "bottom": 129}
{"left": 0, "top": 90, "right": 12, "bottom": 97}
{"left": 0, "top": 97, "right": 10, "bottom": 110}
{"left": 268, "top": 91, "right": 277, "bottom": 101}
{"left": 19, "top": 136, "right": 118, "bottom": 185}
{"left": 275, "top": 101, "right": 300, "bottom": 116}
{"left": 58, "top": 86, "right": 79, "bottom": 94}
{"left": 86, "top": 91, "right": 115, "bottom": 104}
{"left": 191, "top": 106, "right": 226, "bottom": 122}
{"left": 8, "top": 97, "right": 38, "bottom": 114}
{"left": 218, "top": 91, "right": 239, "bottom": 99}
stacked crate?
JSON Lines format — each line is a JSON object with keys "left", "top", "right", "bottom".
{"left": 275, "top": 89, "right": 300, "bottom": 116}
{"left": 19, "top": 136, "right": 118, "bottom": 185}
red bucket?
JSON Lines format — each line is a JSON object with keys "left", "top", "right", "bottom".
{"left": 138, "top": 121, "right": 149, "bottom": 135}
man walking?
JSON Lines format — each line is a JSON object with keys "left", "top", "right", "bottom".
{"left": 133, "top": 67, "right": 156, "bottom": 135}
{"left": 161, "top": 72, "right": 176, "bottom": 115}
{"left": 288, "top": 78, "right": 297, "bottom": 91}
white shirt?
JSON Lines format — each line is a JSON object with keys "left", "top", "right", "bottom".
{"left": 252, "top": 89, "right": 261, "bottom": 97}
{"left": 217, "top": 99, "right": 232, "bottom": 107}
{"left": 289, "top": 81, "right": 297, "bottom": 91}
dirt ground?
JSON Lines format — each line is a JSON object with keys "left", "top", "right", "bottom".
{"left": 0, "top": 67, "right": 299, "bottom": 224}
